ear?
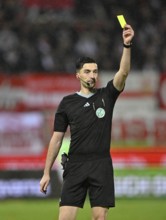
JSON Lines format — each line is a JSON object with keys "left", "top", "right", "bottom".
{"left": 76, "top": 72, "right": 79, "bottom": 79}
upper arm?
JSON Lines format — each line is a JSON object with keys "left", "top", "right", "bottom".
{"left": 54, "top": 98, "right": 69, "bottom": 132}
{"left": 113, "top": 70, "right": 127, "bottom": 91}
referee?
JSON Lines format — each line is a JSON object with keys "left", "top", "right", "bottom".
{"left": 40, "top": 24, "right": 134, "bottom": 220}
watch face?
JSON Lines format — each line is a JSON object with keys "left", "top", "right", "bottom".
{"left": 96, "top": 107, "right": 105, "bottom": 118}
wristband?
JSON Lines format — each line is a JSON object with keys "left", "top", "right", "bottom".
{"left": 123, "top": 43, "right": 132, "bottom": 48}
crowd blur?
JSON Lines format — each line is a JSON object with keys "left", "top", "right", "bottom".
{"left": 0, "top": 0, "right": 165, "bottom": 74}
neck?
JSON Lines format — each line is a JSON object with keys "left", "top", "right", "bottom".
{"left": 80, "top": 87, "right": 96, "bottom": 95}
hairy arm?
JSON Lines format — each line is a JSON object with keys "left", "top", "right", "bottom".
{"left": 113, "top": 24, "right": 134, "bottom": 91}
{"left": 40, "top": 131, "right": 65, "bottom": 193}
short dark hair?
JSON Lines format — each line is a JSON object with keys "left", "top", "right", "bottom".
{"left": 76, "top": 57, "right": 97, "bottom": 71}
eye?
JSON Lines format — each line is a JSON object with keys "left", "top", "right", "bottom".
{"left": 84, "top": 69, "right": 90, "bottom": 74}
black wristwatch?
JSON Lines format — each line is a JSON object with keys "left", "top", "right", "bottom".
{"left": 123, "top": 42, "right": 132, "bottom": 48}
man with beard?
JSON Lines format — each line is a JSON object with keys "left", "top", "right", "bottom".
{"left": 40, "top": 24, "right": 134, "bottom": 220}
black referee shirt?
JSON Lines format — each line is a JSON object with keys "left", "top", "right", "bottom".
{"left": 54, "top": 80, "right": 122, "bottom": 161}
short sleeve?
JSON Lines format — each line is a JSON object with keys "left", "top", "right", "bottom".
{"left": 54, "top": 98, "right": 68, "bottom": 132}
{"left": 105, "top": 79, "right": 124, "bottom": 102}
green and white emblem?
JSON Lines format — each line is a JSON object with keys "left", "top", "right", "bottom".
{"left": 96, "top": 107, "right": 105, "bottom": 118}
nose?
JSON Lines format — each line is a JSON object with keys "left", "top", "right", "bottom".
{"left": 90, "top": 71, "right": 96, "bottom": 78}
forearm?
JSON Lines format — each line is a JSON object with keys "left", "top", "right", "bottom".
{"left": 119, "top": 24, "right": 134, "bottom": 76}
{"left": 119, "top": 46, "right": 131, "bottom": 77}
{"left": 113, "top": 24, "right": 134, "bottom": 91}
{"left": 43, "top": 134, "right": 63, "bottom": 175}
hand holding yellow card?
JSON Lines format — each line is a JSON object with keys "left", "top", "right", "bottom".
{"left": 117, "top": 15, "right": 127, "bottom": 28}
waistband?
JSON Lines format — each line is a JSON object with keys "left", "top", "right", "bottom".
{"left": 68, "top": 152, "right": 110, "bottom": 162}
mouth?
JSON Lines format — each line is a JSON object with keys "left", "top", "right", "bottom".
{"left": 88, "top": 78, "right": 96, "bottom": 85}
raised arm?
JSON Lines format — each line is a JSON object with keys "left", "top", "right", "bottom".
{"left": 113, "top": 24, "right": 134, "bottom": 91}
{"left": 40, "top": 131, "right": 65, "bottom": 193}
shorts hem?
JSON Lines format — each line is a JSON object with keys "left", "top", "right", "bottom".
{"left": 91, "top": 204, "right": 115, "bottom": 209}
{"left": 59, "top": 203, "right": 84, "bottom": 208}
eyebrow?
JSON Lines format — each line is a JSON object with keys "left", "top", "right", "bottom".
{"left": 83, "top": 69, "right": 98, "bottom": 72}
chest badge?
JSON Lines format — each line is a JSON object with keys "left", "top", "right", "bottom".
{"left": 96, "top": 107, "right": 105, "bottom": 118}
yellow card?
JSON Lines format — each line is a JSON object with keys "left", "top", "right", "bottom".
{"left": 117, "top": 15, "right": 127, "bottom": 28}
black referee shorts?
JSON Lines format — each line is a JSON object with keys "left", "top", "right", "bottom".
{"left": 59, "top": 156, "right": 115, "bottom": 208}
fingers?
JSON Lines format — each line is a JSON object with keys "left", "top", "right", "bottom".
{"left": 123, "top": 24, "right": 133, "bottom": 30}
{"left": 123, "top": 24, "right": 134, "bottom": 42}
{"left": 40, "top": 178, "right": 50, "bottom": 194}
{"left": 40, "top": 183, "right": 47, "bottom": 194}
{"left": 123, "top": 25, "right": 134, "bottom": 33}
{"left": 124, "top": 24, "right": 131, "bottom": 29}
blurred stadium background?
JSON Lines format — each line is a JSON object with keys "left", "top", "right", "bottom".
{"left": 0, "top": 0, "right": 166, "bottom": 219}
